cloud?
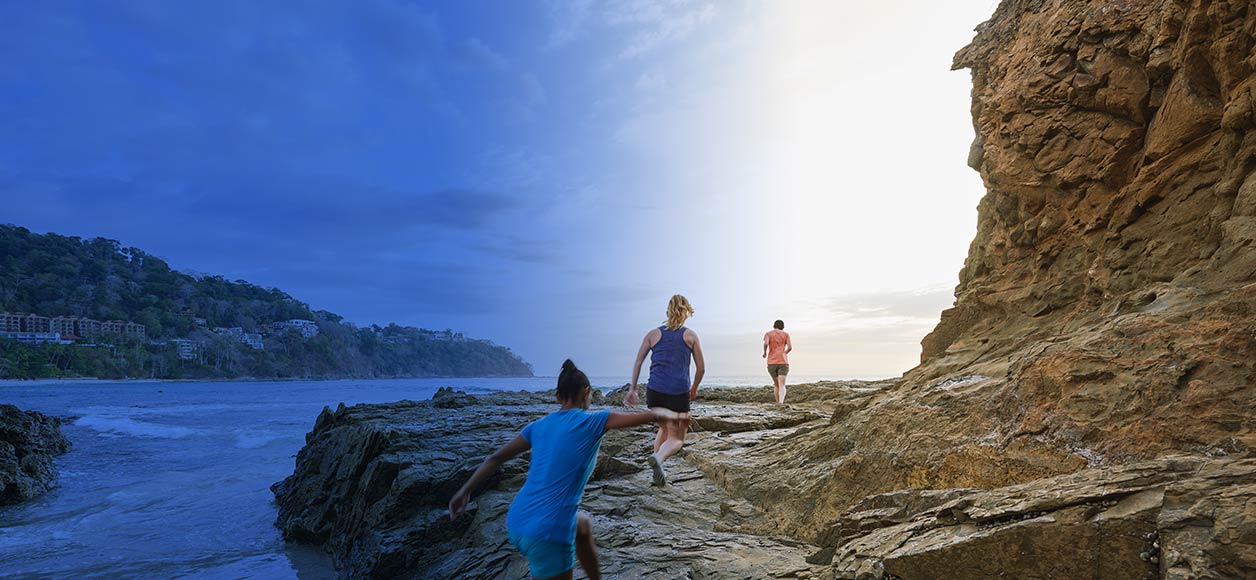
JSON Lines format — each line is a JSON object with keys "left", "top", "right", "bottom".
{"left": 635, "top": 71, "right": 667, "bottom": 92}
{"left": 603, "top": 0, "right": 718, "bottom": 61}
{"left": 463, "top": 37, "right": 510, "bottom": 71}
{"left": 475, "top": 236, "right": 562, "bottom": 265}
{"left": 544, "top": 0, "right": 595, "bottom": 49}
{"left": 510, "top": 72, "right": 548, "bottom": 121}
{"left": 817, "top": 287, "right": 957, "bottom": 325}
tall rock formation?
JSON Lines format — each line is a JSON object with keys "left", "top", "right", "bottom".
{"left": 923, "top": 0, "right": 1256, "bottom": 464}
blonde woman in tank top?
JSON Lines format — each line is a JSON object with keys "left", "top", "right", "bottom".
{"left": 626, "top": 294, "right": 705, "bottom": 487}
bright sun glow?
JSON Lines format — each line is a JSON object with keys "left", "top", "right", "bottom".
{"left": 580, "top": 0, "right": 998, "bottom": 377}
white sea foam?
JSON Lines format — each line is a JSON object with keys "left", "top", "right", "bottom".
{"left": 74, "top": 415, "right": 197, "bottom": 439}
{"left": 232, "top": 430, "right": 282, "bottom": 449}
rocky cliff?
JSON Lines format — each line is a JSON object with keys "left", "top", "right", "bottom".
{"left": 0, "top": 404, "right": 70, "bottom": 505}
{"left": 923, "top": 0, "right": 1256, "bottom": 465}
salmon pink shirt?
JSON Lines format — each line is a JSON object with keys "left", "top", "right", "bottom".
{"left": 765, "top": 329, "right": 790, "bottom": 364}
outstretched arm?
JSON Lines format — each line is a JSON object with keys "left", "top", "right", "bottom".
{"left": 627, "top": 333, "right": 652, "bottom": 406}
{"left": 605, "top": 407, "right": 681, "bottom": 431}
{"left": 449, "top": 434, "right": 531, "bottom": 520}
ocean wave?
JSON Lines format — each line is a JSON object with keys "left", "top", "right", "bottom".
{"left": 232, "top": 430, "right": 284, "bottom": 449}
{"left": 71, "top": 403, "right": 238, "bottom": 417}
{"left": 74, "top": 415, "right": 198, "bottom": 439}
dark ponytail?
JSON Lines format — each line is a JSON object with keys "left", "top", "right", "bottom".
{"left": 557, "top": 359, "right": 590, "bottom": 402}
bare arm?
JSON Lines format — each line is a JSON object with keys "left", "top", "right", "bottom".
{"left": 627, "top": 331, "right": 655, "bottom": 406}
{"left": 785, "top": 333, "right": 793, "bottom": 355}
{"left": 605, "top": 407, "right": 681, "bottom": 430}
{"left": 449, "top": 434, "right": 531, "bottom": 520}
{"left": 763, "top": 334, "right": 769, "bottom": 359}
{"left": 688, "top": 331, "right": 705, "bottom": 400}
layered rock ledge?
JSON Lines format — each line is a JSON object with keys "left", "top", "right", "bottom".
{"left": 271, "top": 383, "right": 875, "bottom": 579}
{"left": 0, "top": 404, "right": 71, "bottom": 506}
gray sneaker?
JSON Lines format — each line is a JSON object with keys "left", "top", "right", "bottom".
{"left": 648, "top": 454, "right": 666, "bottom": 487}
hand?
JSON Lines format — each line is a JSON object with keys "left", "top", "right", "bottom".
{"left": 625, "top": 387, "right": 639, "bottom": 407}
{"left": 762, "top": 353, "right": 766, "bottom": 358}
{"left": 449, "top": 490, "right": 469, "bottom": 521}
{"left": 689, "top": 388, "right": 698, "bottom": 401}
{"left": 653, "top": 407, "right": 681, "bottom": 421}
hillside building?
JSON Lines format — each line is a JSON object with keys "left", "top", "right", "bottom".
{"left": 51, "top": 317, "right": 78, "bottom": 339}
{"left": 0, "top": 313, "right": 22, "bottom": 333}
{"left": 169, "top": 339, "right": 201, "bottom": 360}
{"left": 124, "top": 322, "right": 146, "bottom": 340}
{"left": 0, "top": 332, "right": 71, "bottom": 345}
{"left": 22, "top": 314, "right": 51, "bottom": 333}
{"left": 273, "top": 319, "right": 319, "bottom": 338}
{"left": 243, "top": 333, "right": 264, "bottom": 349}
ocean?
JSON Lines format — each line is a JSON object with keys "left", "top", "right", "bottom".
{"left": 0, "top": 375, "right": 832, "bottom": 579}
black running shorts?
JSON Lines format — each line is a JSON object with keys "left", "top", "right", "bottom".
{"left": 646, "top": 387, "right": 690, "bottom": 413}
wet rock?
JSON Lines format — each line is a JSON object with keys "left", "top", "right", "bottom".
{"left": 0, "top": 404, "right": 70, "bottom": 506}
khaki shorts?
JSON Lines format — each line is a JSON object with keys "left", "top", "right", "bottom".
{"left": 768, "top": 364, "right": 790, "bottom": 379}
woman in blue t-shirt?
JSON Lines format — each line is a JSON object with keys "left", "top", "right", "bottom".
{"left": 449, "top": 359, "right": 678, "bottom": 580}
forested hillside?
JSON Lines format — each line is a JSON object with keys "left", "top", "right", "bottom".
{"left": 0, "top": 225, "right": 533, "bottom": 379}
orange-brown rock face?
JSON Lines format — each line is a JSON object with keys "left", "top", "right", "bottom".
{"left": 922, "top": 0, "right": 1256, "bottom": 461}
{"left": 687, "top": 0, "right": 1256, "bottom": 546}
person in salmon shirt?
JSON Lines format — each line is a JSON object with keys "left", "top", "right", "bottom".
{"left": 763, "top": 320, "right": 792, "bottom": 404}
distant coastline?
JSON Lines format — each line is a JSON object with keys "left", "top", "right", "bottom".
{"left": 0, "top": 225, "right": 534, "bottom": 380}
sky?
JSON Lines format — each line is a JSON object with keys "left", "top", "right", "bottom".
{"left": 1, "top": 0, "right": 1000, "bottom": 379}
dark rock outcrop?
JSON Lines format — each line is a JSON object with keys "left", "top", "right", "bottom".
{"left": 0, "top": 404, "right": 71, "bottom": 506}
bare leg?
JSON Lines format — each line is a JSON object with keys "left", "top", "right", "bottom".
{"left": 655, "top": 415, "right": 688, "bottom": 462}
{"left": 574, "top": 512, "right": 600, "bottom": 580}
{"left": 776, "top": 374, "right": 788, "bottom": 404}
{"left": 652, "top": 424, "right": 666, "bottom": 454}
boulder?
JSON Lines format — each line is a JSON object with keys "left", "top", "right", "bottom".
{"left": 0, "top": 404, "right": 71, "bottom": 506}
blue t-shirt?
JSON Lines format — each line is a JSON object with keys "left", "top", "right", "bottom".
{"left": 505, "top": 408, "right": 610, "bottom": 543}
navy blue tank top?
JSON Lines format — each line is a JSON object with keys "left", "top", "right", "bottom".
{"left": 647, "top": 325, "right": 692, "bottom": 395}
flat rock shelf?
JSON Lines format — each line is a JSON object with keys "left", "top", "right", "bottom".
{"left": 271, "top": 382, "right": 869, "bottom": 579}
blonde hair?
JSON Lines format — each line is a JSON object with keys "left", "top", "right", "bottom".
{"left": 664, "top": 294, "right": 694, "bottom": 330}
